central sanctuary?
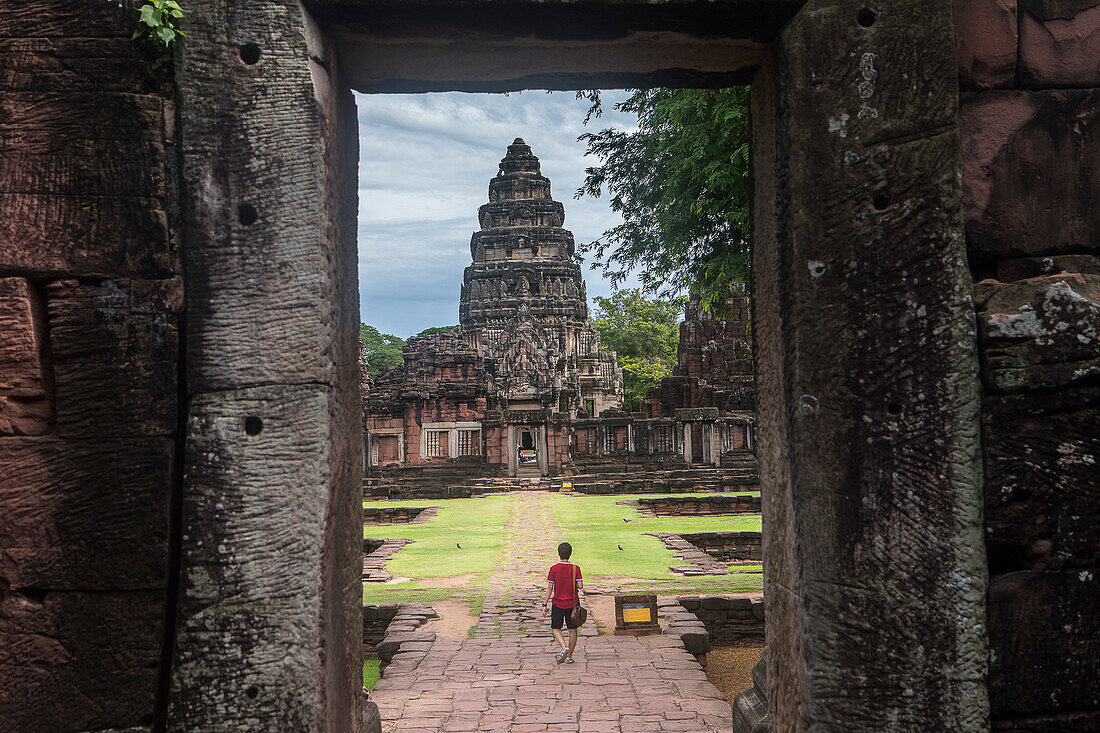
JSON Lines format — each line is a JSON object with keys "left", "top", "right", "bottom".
{"left": 459, "top": 139, "right": 623, "bottom": 415}
{"left": 363, "top": 140, "right": 757, "bottom": 490}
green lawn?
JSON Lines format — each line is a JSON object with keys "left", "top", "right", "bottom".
{"left": 361, "top": 492, "right": 763, "bottom": 607}
{"left": 546, "top": 493, "right": 760, "bottom": 576}
{"left": 363, "top": 658, "right": 380, "bottom": 690}
{"left": 361, "top": 494, "right": 511, "bottom": 607}
{"left": 546, "top": 493, "right": 763, "bottom": 595}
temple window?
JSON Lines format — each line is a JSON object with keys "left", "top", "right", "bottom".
{"left": 457, "top": 430, "right": 481, "bottom": 456}
{"left": 425, "top": 430, "right": 447, "bottom": 457}
{"left": 655, "top": 426, "right": 672, "bottom": 453}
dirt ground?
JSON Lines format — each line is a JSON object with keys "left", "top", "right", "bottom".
{"left": 705, "top": 645, "right": 764, "bottom": 705}
{"left": 581, "top": 593, "right": 615, "bottom": 634}
{"left": 420, "top": 574, "right": 478, "bottom": 587}
{"left": 421, "top": 598, "right": 480, "bottom": 640}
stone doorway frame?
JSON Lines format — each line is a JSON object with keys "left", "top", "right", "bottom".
{"left": 508, "top": 424, "right": 549, "bottom": 477}
{"left": 170, "top": 0, "right": 987, "bottom": 730}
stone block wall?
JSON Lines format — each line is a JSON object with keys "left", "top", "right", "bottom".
{"left": 362, "top": 506, "right": 432, "bottom": 524}
{"left": 485, "top": 425, "right": 509, "bottom": 466}
{"left": 680, "top": 532, "right": 764, "bottom": 562}
{"left": 638, "top": 494, "right": 762, "bottom": 516}
{"left": 646, "top": 288, "right": 756, "bottom": 418}
{"left": 0, "top": 3, "right": 181, "bottom": 729}
{"left": 362, "top": 603, "right": 402, "bottom": 650}
{"left": 547, "top": 421, "right": 572, "bottom": 472}
{"left": 679, "top": 595, "right": 766, "bottom": 646}
{"left": 956, "top": 0, "right": 1100, "bottom": 726}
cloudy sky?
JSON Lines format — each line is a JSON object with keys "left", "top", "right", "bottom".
{"left": 355, "top": 90, "right": 638, "bottom": 337}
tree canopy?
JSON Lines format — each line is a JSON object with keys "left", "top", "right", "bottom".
{"left": 415, "top": 325, "right": 461, "bottom": 337}
{"left": 575, "top": 88, "right": 751, "bottom": 312}
{"left": 591, "top": 289, "right": 686, "bottom": 411}
{"left": 359, "top": 324, "right": 406, "bottom": 379}
{"left": 359, "top": 324, "right": 464, "bottom": 379}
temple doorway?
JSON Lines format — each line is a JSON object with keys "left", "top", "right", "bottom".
{"left": 514, "top": 426, "right": 545, "bottom": 477}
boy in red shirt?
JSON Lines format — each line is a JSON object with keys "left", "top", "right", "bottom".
{"left": 541, "top": 541, "right": 583, "bottom": 663}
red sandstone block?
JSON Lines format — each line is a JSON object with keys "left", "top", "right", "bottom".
{"left": 0, "top": 437, "right": 173, "bottom": 589}
{"left": 47, "top": 278, "right": 181, "bottom": 438}
{"left": 0, "top": 93, "right": 166, "bottom": 198}
{"left": 954, "top": 0, "right": 1019, "bottom": 90}
{"left": 0, "top": 589, "right": 164, "bottom": 731}
{"left": 1019, "top": 0, "right": 1100, "bottom": 88}
{"left": 982, "top": 383, "right": 1100, "bottom": 570}
{"left": 0, "top": 0, "right": 132, "bottom": 38}
{"left": 0, "top": 37, "right": 153, "bottom": 94}
{"left": 0, "top": 93, "right": 172, "bottom": 278}
{"left": 988, "top": 570, "right": 1100, "bottom": 717}
{"left": 0, "top": 278, "right": 51, "bottom": 436}
{"left": 961, "top": 89, "right": 1100, "bottom": 263}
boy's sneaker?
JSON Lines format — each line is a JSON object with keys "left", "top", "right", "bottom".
{"left": 556, "top": 648, "right": 568, "bottom": 664}
{"left": 564, "top": 657, "right": 575, "bottom": 664}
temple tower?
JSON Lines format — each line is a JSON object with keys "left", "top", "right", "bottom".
{"left": 459, "top": 139, "right": 622, "bottom": 415}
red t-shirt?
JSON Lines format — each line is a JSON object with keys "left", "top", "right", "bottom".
{"left": 547, "top": 562, "right": 582, "bottom": 608}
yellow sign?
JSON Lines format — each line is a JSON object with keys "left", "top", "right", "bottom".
{"left": 562, "top": 482, "right": 573, "bottom": 489}
{"left": 622, "top": 606, "right": 653, "bottom": 624}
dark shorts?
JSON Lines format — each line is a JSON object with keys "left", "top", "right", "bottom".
{"left": 550, "top": 604, "right": 578, "bottom": 630}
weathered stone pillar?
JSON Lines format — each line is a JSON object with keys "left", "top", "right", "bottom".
{"left": 170, "top": 0, "right": 362, "bottom": 729}
{"left": 751, "top": 0, "right": 988, "bottom": 728}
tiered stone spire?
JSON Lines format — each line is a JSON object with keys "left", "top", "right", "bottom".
{"left": 459, "top": 138, "right": 587, "bottom": 328}
{"left": 459, "top": 139, "right": 622, "bottom": 414}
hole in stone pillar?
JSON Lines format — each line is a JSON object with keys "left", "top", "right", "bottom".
{"left": 244, "top": 416, "right": 264, "bottom": 435}
{"left": 887, "top": 403, "right": 901, "bottom": 415}
{"left": 245, "top": 685, "right": 259, "bottom": 699}
{"left": 986, "top": 539, "right": 1030, "bottom": 576}
{"left": 857, "top": 8, "right": 876, "bottom": 27}
{"left": 22, "top": 587, "right": 48, "bottom": 605}
{"left": 239, "top": 43, "right": 261, "bottom": 65}
{"left": 872, "top": 194, "right": 889, "bottom": 210}
{"left": 237, "top": 203, "right": 259, "bottom": 226}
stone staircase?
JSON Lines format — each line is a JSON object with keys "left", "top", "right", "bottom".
{"left": 566, "top": 465, "right": 759, "bottom": 495}
{"left": 364, "top": 465, "right": 759, "bottom": 499}
{"left": 364, "top": 472, "right": 557, "bottom": 499}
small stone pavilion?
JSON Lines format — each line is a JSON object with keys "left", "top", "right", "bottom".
{"left": 363, "top": 140, "right": 756, "bottom": 484}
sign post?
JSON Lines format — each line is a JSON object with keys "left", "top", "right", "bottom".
{"left": 614, "top": 594, "right": 661, "bottom": 636}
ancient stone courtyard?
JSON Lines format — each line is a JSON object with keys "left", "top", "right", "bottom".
{"left": 372, "top": 635, "right": 730, "bottom": 733}
{"left": 365, "top": 491, "right": 741, "bottom": 733}
{"left": 1, "top": 0, "right": 1097, "bottom": 730}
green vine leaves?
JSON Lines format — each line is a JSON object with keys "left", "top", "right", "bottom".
{"left": 132, "top": 0, "right": 186, "bottom": 71}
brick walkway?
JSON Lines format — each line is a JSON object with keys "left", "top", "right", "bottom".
{"left": 372, "top": 635, "right": 732, "bottom": 732}
{"left": 473, "top": 492, "right": 597, "bottom": 639}
{"left": 370, "top": 492, "right": 732, "bottom": 732}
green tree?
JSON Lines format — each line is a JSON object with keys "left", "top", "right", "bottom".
{"left": 591, "top": 289, "right": 686, "bottom": 410}
{"left": 416, "top": 325, "right": 461, "bottom": 337}
{"left": 359, "top": 324, "right": 406, "bottom": 379}
{"left": 576, "top": 88, "right": 751, "bottom": 312}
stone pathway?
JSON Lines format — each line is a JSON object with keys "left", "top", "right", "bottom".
{"left": 473, "top": 492, "right": 597, "bottom": 639}
{"left": 369, "top": 491, "right": 733, "bottom": 732}
{"left": 363, "top": 538, "right": 415, "bottom": 582}
{"left": 372, "top": 635, "right": 732, "bottom": 732}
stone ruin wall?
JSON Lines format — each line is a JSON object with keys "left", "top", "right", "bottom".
{"left": 645, "top": 286, "right": 757, "bottom": 418}
{"left": 0, "top": 2, "right": 182, "bottom": 729}
{"left": 1, "top": 0, "right": 1098, "bottom": 729}
{"left": 365, "top": 334, "right": 490, "bottom": 469}
{"left": 957, "top": 0, "right": 1100, "bottom": 726}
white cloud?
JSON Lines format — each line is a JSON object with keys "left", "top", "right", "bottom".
{"left": 355, "top": 90, "right": 639, "bottom": 337}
